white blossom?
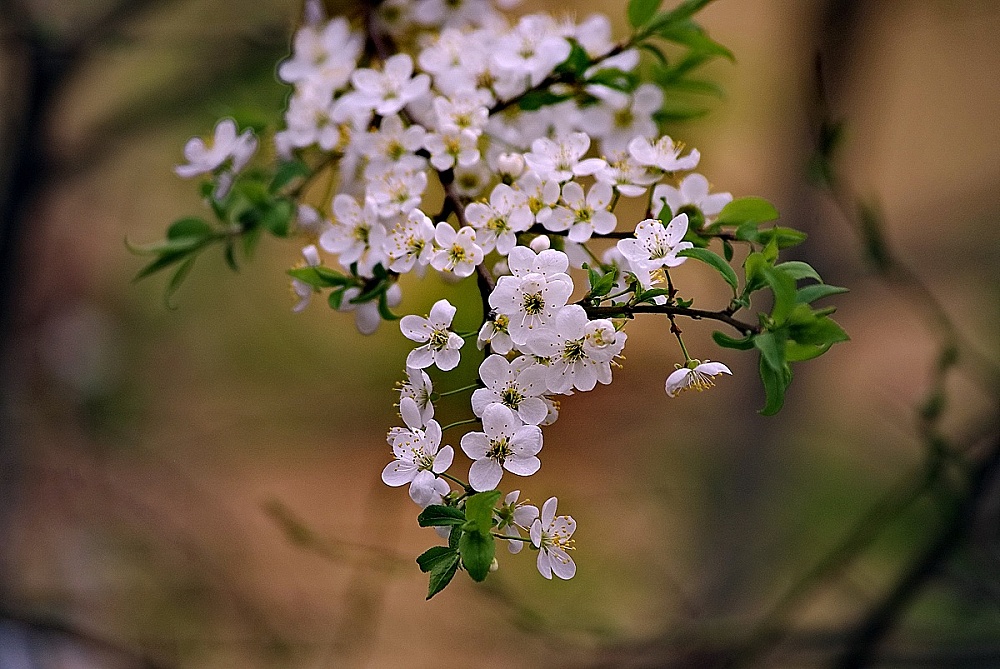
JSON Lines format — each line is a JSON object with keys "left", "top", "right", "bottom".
{"left": 175, "top": 118, "right": 257, "bottom": 198}
{"left": 628, "top": 134, "right": 700, "bottom": 173}
{"left": 525, "top": 305, "right": 626, "bottom": 394}
{"left": 651, "top": 173, "right": 733, "bottom": 227}
{"left": 496, "top": 490, "right": 539, "bottom": 554}
{"left": 382, "top": 397, "right": 454, "bottom": 505}
{"left": 488, "top": 246, "right": 574, "bottom": 346}
{"left": 399, "top": 366, "right": 435, "bottom": 422}
{"left": 523, "top": 132, "right": 606, "bottom": 183}
{"left": 466, "top": 184, "right": 534, "bottom": 255}
{"left": 424, "top": 128, "right": 480, "bottom": 171}
{"left": 461, "top": 404, "right": 542, "bottom": 492}
{"left": 477, "top": 313, "right": 513, "bottom": 354}
{"left": 616, "top": 214, "right": 692, "bottom": 271}
{"left": 400, "top": 299, "right": 465, "bottom": 371}
{"left": 319, "top": 194, "right": 388, "bottom": 277}
{"left": 430, "top": 223, "right": 484, "bottom": 278}
{"left": 546, "top": 181, "right": 617, "bottom": 243}
{"left": 351, "top": 54, "right": 431, "bottom": 116}
{"left": 385, "top": 208, "right": 436, "bottom": 274}
{"left": 530, "top": 497, "right": 576, "bottom": 579}
{"left": 472, "top": 354, "right": 550, "bottom": 425}
{"left": 665, "top": 360, "right": 732, "bottom": 397}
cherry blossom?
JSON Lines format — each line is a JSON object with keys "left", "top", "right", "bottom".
{"left": 665, "top": 360, "right": 732, "bottom": 397}
{"left": 461, "top": 404, "right": 543, "bottom": 491}
{"left": 400, "top": 299, "right": 466, "bottom": 371}
{"left": 530, "top": 497, "right": 576, "bottom": 579}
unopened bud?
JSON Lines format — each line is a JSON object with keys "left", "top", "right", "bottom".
{"left": 489, "top": 557, "right": 499, "bottom": 572}
{"left": 529, "top": 235, "right": 551, "bottom": 252}
{"left": 496, "top": 153, "right": 525, "bottom": 179}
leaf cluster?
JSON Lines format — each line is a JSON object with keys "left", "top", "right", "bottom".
{"left": 416, "top": 490, "right": 505, "bottom": 599}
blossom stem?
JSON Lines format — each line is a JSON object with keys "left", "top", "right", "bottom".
{"left": 492, "top": 533, "right": 532, "bottom": 542}
{"left": 441, "top": 417, "right": 480, "bottom": 432}
{"left": 437, "top": 383, "right": 481, "bottom": 397}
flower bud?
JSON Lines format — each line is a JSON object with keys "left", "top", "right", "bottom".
{"left": 529, "top": 235, "right": 551, "bottom": 252}
{"left": 496, "top": 152, "right": 525, "bottom": 179}
{"left": 489, "top": 557, "right": 499, "bottom": 572}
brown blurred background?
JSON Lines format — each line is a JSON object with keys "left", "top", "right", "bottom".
{"left": 1, "top": 1, "right": 998, "bottom": 667}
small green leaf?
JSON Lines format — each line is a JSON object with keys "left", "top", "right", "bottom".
{"left": 418, "top": 505, "right": 466, "bottom": 527}
{"left": 263, "top": 199, "right": 294, "bottom": 237}
{"left": 459, "top": 529, "right": 495, "bottom": 582}
{"left": 628, "top": 0, "right": 661, "bottom": 28}
{"left": 287, "top": 266, "right": 350, "bottom": 288}
{"left": 789, "top": 315, "right": 849, "bottom": 347}
{"left": 589, "top": 267, "right": 618, "bottom": 299}
{"left": 638, "top": 287, "right": 672, "bottom": 302}
{"left": 377, "top": 292, "right": 400, "bottom": 321}
{"left": 464, "top": 490, "right": 502, "bottom": 535}
{"left": 132, "top": 250, "right": 194, "bottom": 281}
{"left": 164, "top": 256, "right": 197, "bottom": 308}
{"left": 426, "top": 553, "right": 460, "bottom": 599}
{"left": 758, "top": 354, "right": 791, "bottom": 416}
{"left": 762, "top": 266, "right": 797, "bottom": 324}
{"left": 722, "top": 238, "right": 734, "bottom": 261}
{"left": 678, "top": 247, "right": 738, "bottom": 295}
{"left": 587, "top": 68, "right": 640, "bottom": 92}
{"left": 328, "top": 288, "right": 345, "bottom": 310}
{"left": 167, "top": 217, "right": 212, "bottom": 240}
{"left": 754, "top": 331, "right": 786, "bottom": 372}
{"left": 775, "top": 261, "right": 821, "bottom": 283}
{"left": 555, "top": 40, "right": 591, "bottom": 78}
{"left": 785, "top": 341, "right": 833, "bottom": 362}
{"left": 518, "top": 90, "right": 572, "bottom": 111}
{"left": 654, "top": 21, "right": 734, "bottom": 62}
{"left": 757, "top": 227, "right": 807, "bottom": 249}
{"left": 796, "top": 284, "right": 848, "bottom": 304}
{"left": 417, "top": 546, "right": 459, "bottom": 573}
{"left": 712, "top": 330, "right": 755, "bottom": 350}
{"left": 716, "top": 197, "right": 779, "bottom": 227}
{"left": 270, "top": 160, "right": 311, "bottom": 192}
{"left": 645, "top": 0, "right": 716, "bottom": 32}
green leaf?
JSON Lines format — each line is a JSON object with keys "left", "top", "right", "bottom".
{"left": 459, "top": 530, "right": 495, "bottom": 582}
{"left": 555, "top": 40, "right": 591, "bottom": 78}
{"left": 653, "top": 104, "right": 710, "bottom": 124}
{"left": 167, "top": 216, "right": 212, "bottom": 240}
{"left": 757, "top": 227, "right": 807, "bottom": 249}
{"left": 270, "top": 159, "right": 310, "bottom": 192}
{"left": 328, "top": 288, "right": 345, "bottom": 310}
{"left": 758, "top": 354, "right": 791, "bottom": 416}
{"left": 716, "top": 197, "right": 779, "bottom": 227}
{"left": 589, "top": 267, "right": 618, "bottom": 299}
{"left": 775, "top": 261, "right": 821, "bottom": 283}
{"left": 426, "top": 554, "right": 460, "bottom": 599}
{"left": 417, "top": 546, "right": 459, "bottom": 573}
{"left": 678, "top": 247, "right": 738, "bottom": 295}
{"left": 659, "top": 77, "right": 725, "bottom": 98}
{"left": 722, "top": 238, "right": 734, "bottom": 261}
{"left": 628, "top": 0, "right": 661, "bottom": 28}
{"left": 518, "top": 90, "right": 572, "bottom": 111}
{"left": 349, "top": 278, "right": 389, "bottom": 304}
{"left": 654, "top": 21, "right": 734, "bottom": 62}
{"left": 785, "top": 341, "right": 833, "bottom": 362}
{"left": 742, "top": 251, "right": 768, "bottom": 294}
{"left": 638, "top": 287, "right": 672, "bottom": 302}
{"left": 646, "top": 0, "right": 716, "bottom": 32}
{"left": 754, "top": 331, "right": 786, "bottom": 372}
{"left": 377, "top": 292, "right": 399, "bottom": 321}
{"left": 464, "top": 490, "right": 502, "bottom": 535}
{"left": 132, "top": 249, "right": 194, "bottom": 281}
{"left": 263, "top": 199, "right": 294, "bottom": 237}
{"left": 586, "top": 68, "right": 640, "bottom": 92}
{"left": 712, "top": 330, "right": 755, "bottom": 350}
{"left": 287, "top": 266, "right": 350, "bottom": 288}
{"left": 796, "top": 284, "right": 848, "bottom": 304}
{"left": 164, "top": 256, "right": 197, "bottom": 308}
{"left": 762, "top": 266, "right": 797, "bottom": 324}
{"left": 789, "top": 315, "right": 849, "bottom": 347}
{"left": 417, "top": 505, "right": 466, "bottom": 527}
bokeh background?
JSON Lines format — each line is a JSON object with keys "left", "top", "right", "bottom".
{"left": 1, "top": 1, "right": 998, "bottom": 667}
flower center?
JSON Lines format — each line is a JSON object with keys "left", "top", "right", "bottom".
{"left": 561, "top": 338, "right": 586, "bottom": 363}
{"left": 500, "top": 385, "right": 523, "bottom": 409}
{"left": 522, "top": 292, "right": 545, "bottom": 315}
{"left": 449, "top": 244, "right": 467, "bottom": 265}
{"left": 486, "top": 436, "right": 512, "bottom": 464}
{"left": 429, "top": 329, "right": 450, "bottom": 350}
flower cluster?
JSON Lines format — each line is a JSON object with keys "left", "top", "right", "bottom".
{"left": 150, "top": 0, "right": 848, "bottom": 598}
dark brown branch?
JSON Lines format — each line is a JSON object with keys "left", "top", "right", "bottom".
{"left": 583, "top": 303, "right": 758, "bottom": 336}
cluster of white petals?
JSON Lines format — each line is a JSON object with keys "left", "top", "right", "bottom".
{"left": 173, "top": 0, "right": 747, "bottom": 584}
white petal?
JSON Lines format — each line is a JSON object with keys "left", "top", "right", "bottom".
{"left": 381, "top": 461, "right": 417, "bottom": 486}
{"left": 432, "top": 445, "right": 454, "bottom": 473}
{"left": 469, "top": 458, "right": 503, "bottom": 492}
